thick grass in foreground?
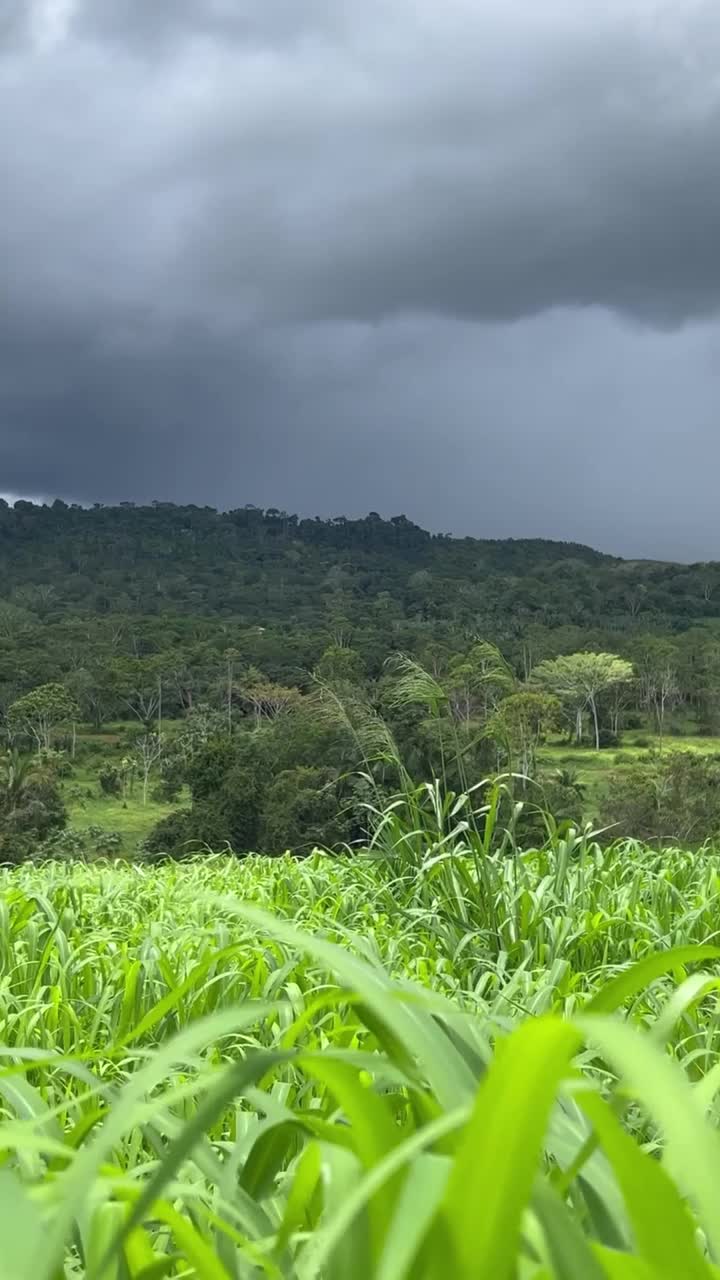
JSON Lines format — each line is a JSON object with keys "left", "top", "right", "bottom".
{"left": 2, "top": 842, "right": 720, "bottom": 1276}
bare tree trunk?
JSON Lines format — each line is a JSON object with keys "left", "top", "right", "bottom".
{"left": 657, "top": 689, "right": 666, "bottom": 752}
{"left": 522, "top": 643, "right": 532, "bottom": 681}
{"left": 575, "top": 705, "right": 583, "bottom": 745}
{"left": 590, "top": 696, "right": 600, "bottom": 751}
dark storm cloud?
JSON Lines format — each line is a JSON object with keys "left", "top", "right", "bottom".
{"left": 3, "top": 0, "right": 720, "bottom": 557}
{"left": 61, "top": 0, "right": 720, "bottom": 327}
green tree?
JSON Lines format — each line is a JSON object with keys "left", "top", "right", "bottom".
{"left": 109, "top": 656, "right": 164, "bottom": 730}
{"left": 237, "top": 677, "right": 301, "bottom": 725}
{"left": 259, "top": 766, "right": 352, "bottom": 854}
{"left": 0, "top": 750, "right": 66, "bottom": 862}
{"left": 486, "top": 691, "right": 562, "bottom": 778}
{"left": 682, "top": 635, "right": 720, "bottom": 733}
{"left": 444, "top": 642, "right": 514, "bottom": 727}
{"left": 7, "top": 683, "right": 79, "bottom": 752}
{"left": 632, "top": 636, "right": 680, "bottom": 745}
{"left": 599, "top": 752, "right": 720, "bottom": 844}
{"left": 316, "top": 645, "right": 365, "bottom": 688}
{"left": 65, "top": 664, "right": 113, "bottom": 731}
{"left": 0, "top": 601, "right": 35, "bottom": 640}
{"left": 223, "top": 647, "right": 241, "bottom": 733}
{"left": 532, "top": 652, "right": 634, "bottom": 750}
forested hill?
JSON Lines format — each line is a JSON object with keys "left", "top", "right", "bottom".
{"left": 0, "top": 500, "right": 615, "bottom": 626}
{"left": 2, "top": 499, "right": 720, "bottom": 712}
{"left": 0, "top": 499, "right": 717, "bottom": 629}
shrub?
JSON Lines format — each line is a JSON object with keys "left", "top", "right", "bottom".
{"left": 259, "top": 766, "right": 352, "bottom": 854}
{"left": 38, "top": 827, "right": 88, "bottom": 858}
{"left": 98, "top": 765, "right": 121, "bottom": 796}
{"left": 91, "top": 827, "right": 123, "bottom": 854}
{"left": 64, "top": 784, "right": 88, "bottom": 806}
{"left": 37, "top": 747, "right": 73, "bottom": 778}
{"left": 599, "top": 750, "right": 720, "bottom": 844}
{"left": 141, "top": 809, "right": 202, "bottom": 860}
{"left": 152, "top": 756, "right": 184, "bottom": 802}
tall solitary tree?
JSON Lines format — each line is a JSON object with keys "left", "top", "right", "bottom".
{"left": 223, "top": 647, "right": 241, "bottom": 733}
{"left": 134, "top": 733, "right": 164, "bottom": 807}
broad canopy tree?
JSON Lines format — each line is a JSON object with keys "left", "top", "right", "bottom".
{"left": 531, "top": 652, "right": 635, "bottom": 750}
{"left": 7, "top": 683, "right": 79, "bottom": 752}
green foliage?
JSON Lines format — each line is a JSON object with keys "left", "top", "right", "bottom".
{"left": 486, "top": 690, "right": 562, "bottom": 776}
{"left": 9, "top": 501, "right": 720, "bottom": 848}
{"left": 533, "top": 652, "right": 635, "bottom": 749}
{"left": 40, "top": 823, "right": 124, "bottom": 858}
{"left": 0, "top": 750, "right": 66, "bottom": 862}
{"left": 259, "top": 765, "right": 353, "bottom": 853}
{"left": 316, "top": 644, "right": 366, "bottom": 686}
{"left": 7, "top": 682, "right": 79, "bottom": 750}
{"left": 1, "top": 843, "right": 720, "bottom": 1274}
{"left": 31, "top": 747, "right": 73, "bottom": 782}
{"left": 599, "top": 750, "right": 720, "bottom": 844}
{"left": 148, "top": 694, "right": 381, "bottom": 857}
{"left": 98, "top": 764, "right": 121, "bottom": 795}
{"left": 443, "top": 641, "right": 515, "bottom": 725}
{"left": 141, "top": 807, "right": 197, "bottom": 858}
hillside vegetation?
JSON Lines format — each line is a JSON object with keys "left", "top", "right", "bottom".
{"left": 0, "top": 499, "right": 718, "bottom": 637}
{"left": 3, "top": 501, "right": 720, "bottom": 858}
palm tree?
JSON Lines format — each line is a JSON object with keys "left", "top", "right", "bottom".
{"left": 0, "top": 749, "right": 45, "bottom": 811}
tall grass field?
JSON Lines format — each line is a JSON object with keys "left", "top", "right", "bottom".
{"left": 3, "top": 836, "right": 720, "bottom": 1277}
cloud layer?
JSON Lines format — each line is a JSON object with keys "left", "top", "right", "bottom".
{"left": 2, "top": 0, "right": 720, "bottom": 558}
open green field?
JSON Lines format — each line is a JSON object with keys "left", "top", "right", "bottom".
{"left": 3, "top": 840, "right": 720, "bottom": 1276}
{"left": 538, "top": 725, "right": 720, "bottom": 816}
{"left": 63, "top": 761, "right": 181, "bottom": 847}
{"left": 60, "top": 722, "right": 188, "bottom": 855}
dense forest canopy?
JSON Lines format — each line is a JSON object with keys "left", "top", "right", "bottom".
{"left": 2, "top": 497, "right": 720, "bottom": 725}
{"left": 0, "top": 498, "right": 717, "bottom": 637}
{"left": 0, "top": 498, "right": 615, "bottom": 625}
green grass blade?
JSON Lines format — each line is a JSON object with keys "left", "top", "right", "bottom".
{"left": 585, "top": 946, "right": 720, "bottom": 1015}
{"left": 442, "top": 1016, "right": 579, "bottom": 1277}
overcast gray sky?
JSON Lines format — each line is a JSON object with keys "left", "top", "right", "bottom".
{"left": 2, "top": 0, "right": 720, "bottom": 559}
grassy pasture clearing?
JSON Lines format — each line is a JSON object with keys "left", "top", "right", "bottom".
{"left": 56, "top": 714, "right": 720, "bottom": 856}
{"left": 2, "top": 843, "right": 720, "bottom": 1276}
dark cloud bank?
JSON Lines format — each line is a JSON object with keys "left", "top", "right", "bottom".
{"left": 2, "top": 0, "right": 720, "bottom": 559}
